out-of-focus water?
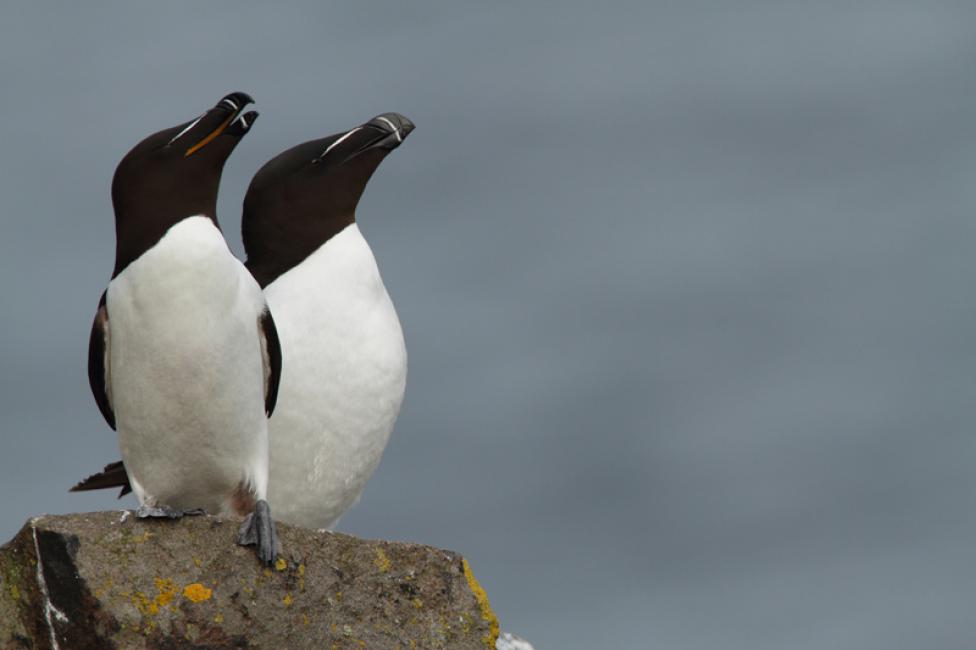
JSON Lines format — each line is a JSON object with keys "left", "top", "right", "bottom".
{"left": 2, "top": 3, "right": 975, "bottom": 647}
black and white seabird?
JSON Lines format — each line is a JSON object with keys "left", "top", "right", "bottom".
{"left": 74, "top": 112, "right": 414, "bottom": 532}
{"left": 242, "top": 113, "right": 414, "bottom": 529}
{"left": 83, "top": 92, "right": 282, "bottom": 564}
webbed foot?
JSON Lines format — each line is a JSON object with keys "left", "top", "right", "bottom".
{"left": 235, "top": 499, "right": 280, "bottom": 566}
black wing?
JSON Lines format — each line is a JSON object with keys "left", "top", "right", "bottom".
{"left": 87, "top": 291, "right": 115, "bottom": 429}
{"left": 70, "top": 460, "right": 132, "bottom": 498}
{"left": 259, "top": 308, "right": 282, "bottom": 417}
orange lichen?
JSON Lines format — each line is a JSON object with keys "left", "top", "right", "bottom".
{"left": 182, "top": 583, "right": 212, "bottom": 602}
{"left": 132, "top": 578, "right": 179, "bottom": 617}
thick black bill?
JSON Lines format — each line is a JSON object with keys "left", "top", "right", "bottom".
{"left": 225, "top": 111, "right": 259, "bottom": 137}
{"left": 176, "top": 92, "right": 256, "bottom": 156}
{"left": 314, "top": 112, "right": 415, "bottom": 165}
{"left": 359, "top": 112, "right": 416, "bottom": 152}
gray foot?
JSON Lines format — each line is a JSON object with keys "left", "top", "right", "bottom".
{"left": 235, "top": 499, "right": 280, "bottom": 566}
{"left": 136, "top": 504, "right": 206, "bottom": 519}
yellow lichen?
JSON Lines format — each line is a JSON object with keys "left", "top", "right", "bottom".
{"left": 412, "top": 598, "right": 424, "bottom": 609}
{"left": 193, "top": 558, "right": 202, "bottom": 568}
{"left": 8, "top": 584, "right": 19, "bottom": 602}
{"left": 282, "top": 593, "right": 293, "bottom": 607}
{"left": 262, "top": 568, "right": 272, "bottom": 578}
{"left": 182, "top": 583, "right": 212, "bottom": 603}
{"left": 297, "top": 563, "right": 305, "bottom": 576}
{"left": 275, "top": 557, "right": 287, "bottom": 571}
{"left": 461, "top": 558, "right": 499, "bottom": 649}
{"left": 153, "top": 578, "right": 177, "bottom": 609}
{"left": 213, "top": 613, "right": 224, "bottom": 624}
{"left": 374, "top": 548, "right": 391, "bottom": 572}
{"left": 131, "top": 591, "right": 155, "bottom": 616}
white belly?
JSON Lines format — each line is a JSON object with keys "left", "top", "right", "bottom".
{"left": 264, "top": 223, "right": 406, "bottom": 529}
{"left": 107, "top": 216, "right": 269, "bottom": 514}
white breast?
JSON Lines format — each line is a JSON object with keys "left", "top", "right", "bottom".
{"left": 106, "top": 216, "right": 269, "bottom": 513}
{"left": 264, "top": 223, "right": 406, "bottom": 529}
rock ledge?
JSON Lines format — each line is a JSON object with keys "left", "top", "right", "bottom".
{"left": 0, "top": 511, "right": 499, "bottom": 649}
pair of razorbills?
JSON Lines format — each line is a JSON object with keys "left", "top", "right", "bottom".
{"left": 72, "top": 92, "right": 413, "bottom": 565}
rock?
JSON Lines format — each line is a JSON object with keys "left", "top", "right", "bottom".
{"left": 0, "top": 511, "right": 499, "bottom": 649}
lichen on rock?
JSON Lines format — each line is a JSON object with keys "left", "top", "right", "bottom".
{"left": 0, "top": 511, "right": 501, "bottom": 649}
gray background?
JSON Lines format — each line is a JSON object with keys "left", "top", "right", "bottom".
{"left": 2, "top": 2, "right": 975, "bottom": 648}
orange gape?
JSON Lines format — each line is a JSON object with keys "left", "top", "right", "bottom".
{"left": 184, "top": 113, "right": 235, "bottom": 157}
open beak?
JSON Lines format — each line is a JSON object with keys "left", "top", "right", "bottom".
{"left": 182, "top": 92, "right": 256, "bottom": 157}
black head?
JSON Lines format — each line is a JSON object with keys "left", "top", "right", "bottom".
{"left": 242, "top": 112, "right": 415, "bottom": 287}
{"left": 110, "top": 92, "right": 259, "bottom": 277}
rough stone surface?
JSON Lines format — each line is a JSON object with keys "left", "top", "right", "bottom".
{"left": 0, "top": 511, "right": 499, "bottom": 649}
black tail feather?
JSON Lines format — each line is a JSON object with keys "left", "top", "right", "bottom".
{"left": 70, "top": 460, "right": 132, "bottom": 498}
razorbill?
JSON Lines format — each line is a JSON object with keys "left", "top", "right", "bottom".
{"left": 242, "top": 112, "right": 414, "bottom": 529}
{"left": 74, "top": 112, "right": 414, "bottom": 532}
{"left": 83, "top": 92, "right": 282, "bottom": 564}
